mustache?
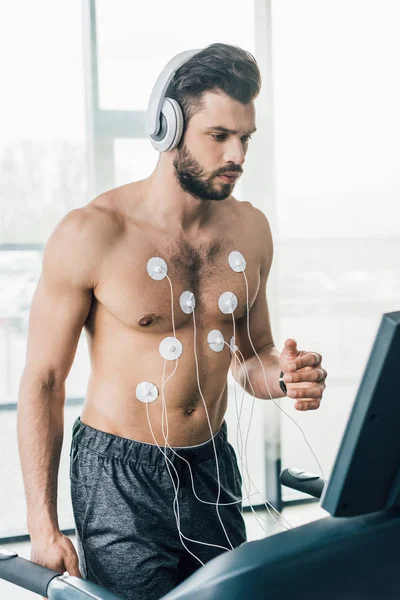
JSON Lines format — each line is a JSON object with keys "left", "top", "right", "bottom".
{"left": 217, "top": 170, "right": 242, "bottom": 176}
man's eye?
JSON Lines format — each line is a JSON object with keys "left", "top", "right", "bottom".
{"left": 211, "top": 134, "right": 252, "bottom": 143}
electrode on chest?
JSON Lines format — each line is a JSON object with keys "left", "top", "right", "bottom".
{"left": 141, "top": 252, "right": 248, "bottom": 367}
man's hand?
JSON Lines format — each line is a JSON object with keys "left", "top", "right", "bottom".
{"left": 31, "top": 532, "right": 83, "bottom": 599}
{"left": 279, "top": 339, "right": 327, "bottom": 411}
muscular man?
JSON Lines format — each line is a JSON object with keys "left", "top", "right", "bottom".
{"left": 17, "top": 43, "right": 327, "bottom": 600}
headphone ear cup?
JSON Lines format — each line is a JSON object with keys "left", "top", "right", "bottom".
{"left": 168, "top": 98, "right": 185, "bottom": 151}
{"left": 150, "top": 98, "right": 184, "bottom": 152}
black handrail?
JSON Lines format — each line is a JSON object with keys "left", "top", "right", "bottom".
{"left": 0, "top": 546, "right": 123, "bottom": 599}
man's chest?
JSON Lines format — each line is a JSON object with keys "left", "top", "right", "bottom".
{"left": 94, "top": 230, "right": 261, "bottom": 332}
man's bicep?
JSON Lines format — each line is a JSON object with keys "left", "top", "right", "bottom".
{"left": 23, "top": 209, "right": 98, "bottom": 388}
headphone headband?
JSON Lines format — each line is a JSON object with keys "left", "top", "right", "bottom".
{"left": 146, "top": 49, "right": 203, "bottom": 146}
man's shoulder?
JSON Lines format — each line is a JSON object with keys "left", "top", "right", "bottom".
{"left": 230, "top": 197, "right": 270, "bottom": 228}
{"left": 71, "top": 201, "right": 121, "bottom": 240}
{"left": 83, "top": 181, "right": 143, "bottom": 234}
{"left": 89, "top": 182, "right": 138, "bottom": 217}
{"left": 60, "top": 190, "right": 128, "bottom": 254}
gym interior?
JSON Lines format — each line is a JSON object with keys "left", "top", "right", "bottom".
{"left": 1, "top": 1, "right": 399, "bottom": 598}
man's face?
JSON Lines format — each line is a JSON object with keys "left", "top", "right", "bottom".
{"left": 172, "top": 91, "right": 256, "bottom": 201}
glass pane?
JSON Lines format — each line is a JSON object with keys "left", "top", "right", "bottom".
{"left": 0, "top": 251, "right": 42, "bottom": 403}
{"left": 272, "top": 0, "right": 400, "bottom": 499}
{"left": 96, "top": 0, "right": 255, "bottom": 111}
{"left": 0, "top": 247, "right": 89, "bottom": 536}
{"left": 272, "top": 0, "right": 400, "bottom": 238}
{"left": 114, "top": 139, "right": 159, "bottom": 186}
{"left": 0, "top": 1, "right": 87, "bottom": 245}
{"left": 0, "top": 250, "right": 90, "bottom": 407}
{"left": 0, "top": 403, "right": 81, "bottom": 534}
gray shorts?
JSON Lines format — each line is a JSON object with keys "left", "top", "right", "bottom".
{"left": 69, "top": 416, "right": 247, "bottom": 600}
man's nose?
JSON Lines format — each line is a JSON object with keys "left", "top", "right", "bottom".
{"left": 223, "top": 139, "right": 246, "bottom": 165}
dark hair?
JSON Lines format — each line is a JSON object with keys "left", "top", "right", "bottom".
{"left": 165, "top": 43, "right": 261, "bottom": 143}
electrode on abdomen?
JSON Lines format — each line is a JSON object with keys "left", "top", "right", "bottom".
{"left": 208, "top": 330, "right": 225, "bottom": 352}
{"left": 159, "top": 336, "right": 183, "bottom": 360}
{"left": 136, "top": 381, "right": 159, "bottom": 403}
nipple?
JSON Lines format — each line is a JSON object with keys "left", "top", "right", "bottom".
{"left": 139, "top": 315, "right": 154, "bottom": 327}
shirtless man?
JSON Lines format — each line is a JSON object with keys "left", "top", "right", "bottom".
{"left": 17, "top": 43, "right": 327, "bottom": 600}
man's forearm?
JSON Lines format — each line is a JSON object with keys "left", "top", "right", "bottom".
{"left": 17, "top": 374, "right": 65, "bottom": 539}
{"left": 230, "top": 344, "right": 286, "bottom": 400}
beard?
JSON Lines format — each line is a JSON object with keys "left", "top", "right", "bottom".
{"left": 172, "top": 141, "right": 238, "bottom": 201}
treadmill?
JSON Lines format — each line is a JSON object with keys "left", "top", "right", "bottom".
{"left": 1, "top": 311, "right": 399, "bottom": 600}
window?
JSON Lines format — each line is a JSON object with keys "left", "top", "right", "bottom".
{"left": 272, "top": 0, "right": 400, "bottom": 499}
{"left": 0, "top": 0, "right": 259, "bottom": 539}
{"left": 0, "top": 1, "right": 87, "bottom": 535}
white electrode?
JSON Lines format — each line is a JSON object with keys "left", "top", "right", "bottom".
{"left": 228, "top": 250, "right": 246, "bottom": 272}
{"left": 230, "top": 336, "right": 238, "bottom": 353}
{"left": 136, "top": 381, "right": 159, "bottom": 403}
{"left": 180, "top": 291, "right": 196, "bottom": 314}
{"left": 147, "top": 257, "right": 168, "bottom": 281}
{"left": 218, "top": 291, "right": 238, "bottom": 314}
{"left": 207, "top": 330, "right": 225, "bottom": 352}
{"left": 159, "top": 336, "right": 183, "bottom": 360}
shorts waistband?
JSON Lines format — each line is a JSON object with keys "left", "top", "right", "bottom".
{"left": 71, "top": 416, "right": 228, "bottom": 465}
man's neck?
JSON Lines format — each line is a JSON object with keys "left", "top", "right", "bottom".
{"left": 140, "top": 167, "right": 215, "bottom": 234}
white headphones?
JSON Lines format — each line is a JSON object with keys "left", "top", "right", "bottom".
{"left": 146, "top": 49, "right": 203, "bottom": 153}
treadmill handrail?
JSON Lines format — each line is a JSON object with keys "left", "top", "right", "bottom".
{"left": 280, "top": 467, "right": 326, "bottom": 499}
{"left": 0, "top": 547, "right": 124, "bottom": 599}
